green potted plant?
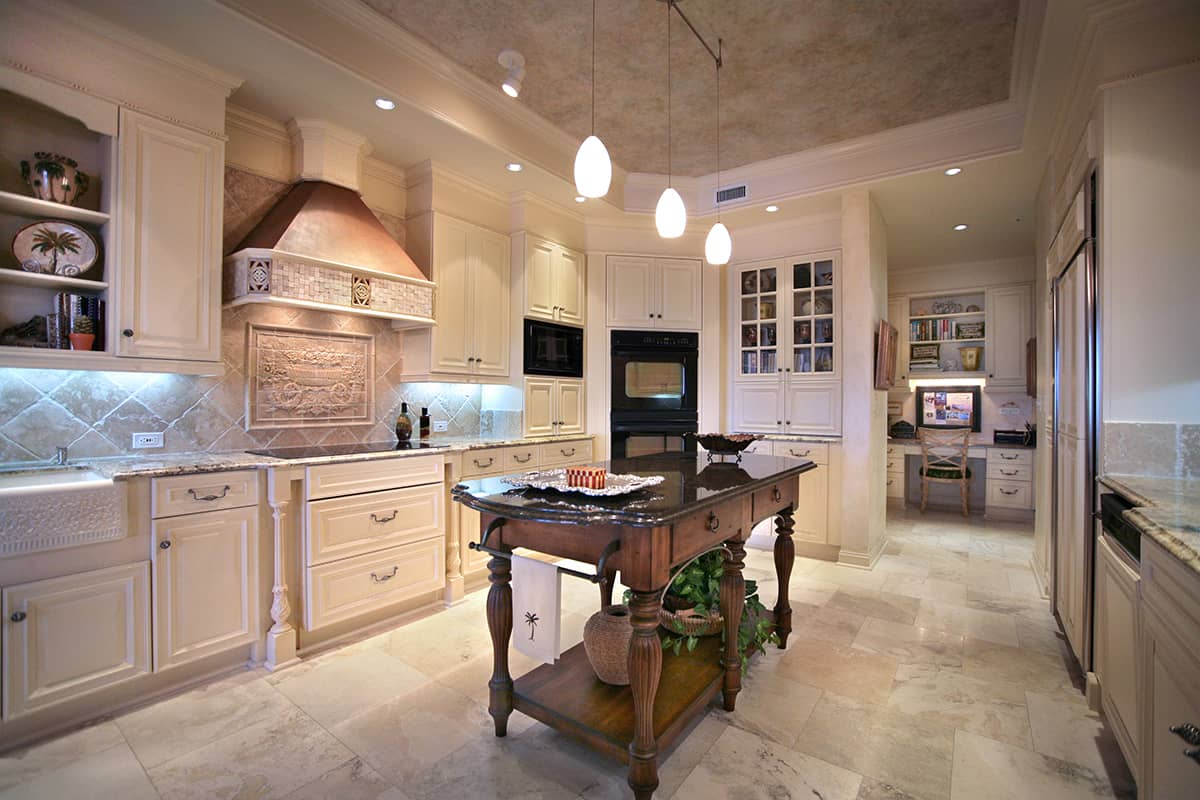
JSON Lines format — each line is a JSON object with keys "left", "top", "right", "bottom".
{"left": 68, "top": 315, "right": 94, "bottom": 352}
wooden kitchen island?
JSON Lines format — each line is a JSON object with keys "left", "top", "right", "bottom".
{"left": 452, "top": 452, "right": 814, "bottom": 799}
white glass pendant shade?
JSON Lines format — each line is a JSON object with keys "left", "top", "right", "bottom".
{"left": 655, "top": 187, "right": 686, "bottom": 238}
{"left": 574, "top": 135, "right": 612, "bottom": 198}
{"left": 704, "top": 222, "right": 732, "bottom": 265}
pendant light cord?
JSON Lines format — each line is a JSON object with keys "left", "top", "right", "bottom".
{"left": 715, "top": 40, "right": 721, "bottom": 222}
{"left": 666, "top": 0, "right": 672, "bottom": 187}
{"left": 590, "top": 0, "right": 596, "bottom": 135}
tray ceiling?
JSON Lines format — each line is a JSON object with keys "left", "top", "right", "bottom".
{"left": 360, "top": 0, "right": 1019, "bottom": 177}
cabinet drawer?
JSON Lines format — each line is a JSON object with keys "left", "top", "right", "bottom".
{"left": 751, "top": 477, "right": 799, "bottom": 522}
{"left": 502, "top": 445, "right": 539, "bottom": 471}
{"left": 886, "top": 475, "right": 904, "bottom": 498}
{"left": 539, "top": 439, "right": 592, "bottom": 467}
{"left": 772, "top": 441, "right": 829, "bottom": 466}
{"left": 671, "top": 496, "right": 751, "bottom": 565}
{"left": 305, "top": 539, "right": 444, "bottom": 631}
{"left": 988, "top": 448, "right": 1033, "bottom": 466}
{"left": 987, "top": 462, "right": 1033, "bottom": 482}
{"left": 152, "top": 470, "right": 258, "bottom": 518}
{"left": 306, "top": 454, "right": 442, "bottom": 500}
{"left": 307, "top": 484, "right": 444, "bottom": 566}
{"left": 886, "top": 456, "right": 904, "bottom": 475}
{"left": 460, "top": 448, "right": 509, "bottom": 477}
{"left": 987, "top": 479, "right": 1032, "bottom": 509}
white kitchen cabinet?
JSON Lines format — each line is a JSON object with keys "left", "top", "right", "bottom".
{"left": 523, "top": 377, "right": 585, "bottom": 437}
{"left": 1095, "top": 534, "right": 1140, "bottom": 774}
{"left": 606, "top": 256, "right": 701, "bottom": 330}
{"left": 986, "top": 284, "right": 1033, "bottom": 390}
{"left": 2, "top": 563, "right": 150, "bottom": 719}
{"left": 519, "top": 233, "right": 585, "bottom": 326}
{"left": 402, "top": 214, "right": 510, "bottom": 380}
{"left": 773, "top": 441, "right": 831, "bottom": 544}
{"left": 887, "top": 295, "right": 909, "bottom": 383}
{"left": 732, "top": 380, "right": 841, "bottom": 435}
{"left": 152, "top": 506, "right": 258, "bottom": 670}
{"left": 1054, "top": 432, "right": 1087, "bottom": 660}
{"left": 116, "top": 108, "right": 223, "bottom": 363}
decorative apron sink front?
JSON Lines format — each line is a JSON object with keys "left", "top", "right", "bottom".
{"left": 0, "top": 469, "right": 126, "bottom": 557}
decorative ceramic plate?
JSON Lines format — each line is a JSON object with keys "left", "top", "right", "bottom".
{"left": 12, "top": 220, "right": 99, "bottom": 276}
{"left": 502, "top": 469, "right": 665, "bottom": 497}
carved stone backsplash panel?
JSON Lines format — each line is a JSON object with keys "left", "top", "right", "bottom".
{"left": 246, "top": 324, "right": 375, "bottom": 429}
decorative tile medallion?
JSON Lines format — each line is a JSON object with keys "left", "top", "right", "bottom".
{"left": 246, "top": 324, "right": 375, "bottom": 430}
{"left": 247, "top": 258, "right": 271, "bottom": 293}
{"left": 351, "top": 275, "right": 371, "bottom": 307}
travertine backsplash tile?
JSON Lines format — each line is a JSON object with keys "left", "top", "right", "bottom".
{"left": 1103, "top": 421, "right": 1198, "bottom": 479}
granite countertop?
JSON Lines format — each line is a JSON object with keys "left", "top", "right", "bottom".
{"left": 0, "top": 433, "right": 595, "bottom": 481}
{"left": 730, "top": 432, "right": 842, "bottom": 442}
{"left": 1099, "top": 474, "right": 1200, "bottom": 575}
{"left": 453, "top": 451, "right": 814, "bottom": 527}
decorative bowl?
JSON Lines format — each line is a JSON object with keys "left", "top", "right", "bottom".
{"left": 20, "top": 153, "right": 90, "bottom": 206}
{"left": 687, "top": 433, "right": 762, "bottom": 455}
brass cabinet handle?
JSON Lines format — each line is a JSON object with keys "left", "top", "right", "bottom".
{"left": 771, "top": 486, "right": 782, "bottom": 502}
{"left": 10, "top": 611, "right": 26, "bottom": 623}
{"left": 370, "top": 566, "right": 399, "bottom": 583}
{"left": 188, "top": 485, "right": 231, "bottom": 501}
{"left": 1000, "top": 453, "right": 1019, "bottom": 460}
{"left": 474, "top": 457, "right": 495, "bottom": 468}
{"left": 1170, "top": 723, "right": 1200, "bottom": 746}
{"left": 791, "top": 449, "right": 810, "bottom": 457}
{"left": 707, "top": 513, "right": 720, "bottom": 532}
{"left": 1000, "top": 469, "right": 1019, "bottom": 476}
{"left": 370, "top": 510, "right": 398, "bottom": 524}
{"left": 1000, "top": 488, "right": 1019, "bottom": 496}
{"left": 561, "top": 448, "right": 576, "bottom": 456}
{"left": 514, "top": 454, "right": 533, "bottom": 463}
{"left": 887, "top": 479, "right": 894, "bottom": 486}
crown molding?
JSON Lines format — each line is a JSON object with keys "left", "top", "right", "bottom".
{"left": 888, "top": 255, "right": 1034, "bottom": 277}
{"left": 363, "top": 157, "right": 408, "bottom": 190}
{"left": 508, "top": 190, "right": 585, "bottom": 224}
{"left": 226, "top": 103, "right": 290, "bottom": 143}
{"left": 406, "top": 159, "right": 509, "bottom": 208}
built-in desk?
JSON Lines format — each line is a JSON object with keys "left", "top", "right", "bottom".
{"left": 886, "top": 439, "right": 1036, "bottom": 516}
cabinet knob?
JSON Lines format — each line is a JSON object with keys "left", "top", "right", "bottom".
{"left": 122, "top": 328, "right": 134, "bottom": 338}
{"left": 657, "top": 314, "right": 663, "bottom": 318}
{"left": 9, "top": 611, "right": 26, "bottom": 623}
{"left": 786, "top": 420, "right": 791, "bottom": 425}
{"left": 785, "top": 368, "right": 792, "bottom": 372}
{"left": 159, "top": 540, "right": 172, "bottom": 549}
{"left": 706, "top": 512, "right": 721, "bottom": 532}
{"left": 776, "top": 420, "right": 782, "bottom": 425}
{"left": 649, "top": 314, "right": 654, "bottom": 319}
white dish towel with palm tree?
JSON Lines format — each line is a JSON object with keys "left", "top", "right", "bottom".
{"left": 511, "top": 554, "right": 561, "bottom": 664}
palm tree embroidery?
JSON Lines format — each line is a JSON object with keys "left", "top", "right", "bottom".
{"left": 524, "top": 611, "right": 539, "bottom": 641}
{"left": 30, "top": 228, "right": 82, "bottom": 275}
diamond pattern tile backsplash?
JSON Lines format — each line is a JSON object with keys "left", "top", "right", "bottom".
{"left": 0, "top": 166, "right": 519, "bottom": 464}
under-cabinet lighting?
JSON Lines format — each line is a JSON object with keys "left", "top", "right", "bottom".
{"left": 374, "top": 98, "right": 396, "bottom": 110}
{"left": 944, "top": 167, "right": 962, "bottom": 176}
{"left": 909, "top": 376, "right": 987, "bottom": 390}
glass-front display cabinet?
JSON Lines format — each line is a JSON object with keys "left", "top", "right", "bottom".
{"left": 736, "top": 255, "right": 838, "bottom": 379}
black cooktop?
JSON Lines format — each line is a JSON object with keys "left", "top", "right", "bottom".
{"left": 247, "top": 441, "right": 449, "bottom": 460}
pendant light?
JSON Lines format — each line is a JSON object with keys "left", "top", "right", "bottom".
{"left": 655, "top": 2, "right": 686, "bottom": 239}
{"left": 574, "top": 0, "right": 612, "bottom": 198}
{"left": 704, "top": 41, "right": 731, "bottom": 265}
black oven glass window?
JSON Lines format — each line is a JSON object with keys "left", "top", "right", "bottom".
{"left": 624, "top": 361, "right": 685, "bottom": 400}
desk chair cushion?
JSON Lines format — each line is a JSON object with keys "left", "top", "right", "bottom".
{"left": 919, "top": 466, "right": 972, "bottom": 480}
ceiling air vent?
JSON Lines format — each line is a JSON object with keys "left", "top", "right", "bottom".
{"left": 715, "top": 183, "right": 748, "bottom": 205}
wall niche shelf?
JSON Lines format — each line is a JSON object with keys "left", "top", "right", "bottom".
{"left": 0, "top": 270, "right": 108, "bottom": 292}
{"left": 0, "top": 191, "right": 110, "bottom": 226}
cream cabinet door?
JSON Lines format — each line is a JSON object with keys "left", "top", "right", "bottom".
{"left": 1095, "top": 535, "right": 1140, "bottom": 769}
{"left": 792, "top": 465, "right": 829, "bottom": 543}
{"left": 431, "top": 217, "right": 473, "bottom": 373}
{"left": 458, "top": 503, "right": 491, "bottom": 577}
{"left": 607, "top": 256, "right": 655, "bottom": 328}
{"left": 887, "top": 295, "right": 909, "bottom": 382}
{"left": 733, "top": 383, "right": 783, "bottom": 433}
{"left": 556, "top": 379, "right": 585, "bottom": 435}
{"left": 1142, "top": 621, "right": 1200, "bottom": 799}
{"left": 116, "top": 108, "right": 222, "bottom": 362}
{"left": 555, "top": 246, "right": 586, "bottom": 326}
{"left": 3, "top": 563, "right": 150, "bottom": 719}
{"left": 470, "top": 227, "right": 510, "bottom": 377}
{"left": 152, "top": 506, "right": 258, "bottom": 670}
{"left": 1055, "top": 432, "right": 1087, "bottom": 658}
{"left": 784, "top": 380, "right": 842, "bottom": 435}
{"left": 987, "top": 284, "right": 1032, "bottom": 389}
{"left": 524, "top": 236, "right": 557, "bottom": 322}
{"left": 656, "top": 258, "right": 702, "bottom": 330}
{"left": 524, "top": 377, "right": 556, "bottom": 437}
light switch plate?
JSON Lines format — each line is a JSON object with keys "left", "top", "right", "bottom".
{"left": 433, "top": 420, "right": 449, "bottom": 432}
{"left": 132, "top": 432, "right": 164, "bottom": 449}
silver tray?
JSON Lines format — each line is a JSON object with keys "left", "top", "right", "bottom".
{"left": 501, "top": 469, "right": 665, "bottom": 497}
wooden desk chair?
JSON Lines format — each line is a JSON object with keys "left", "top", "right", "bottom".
{"left": 917, "top": 429, "right": 972, "bottom": 517}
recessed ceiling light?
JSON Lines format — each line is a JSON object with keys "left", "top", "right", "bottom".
{"left": 944, "top": 167, "right": 962, "bottom": 176}
{"left": 505, "top": 162, "right": 523, "bottom": 172}
{"left": 374, "top": 97, "right": 396, "bottom": 110}
{"left": 954, "top": 223, "right": 969, "bottom": 231}
{"left": 574, "top": 195, "right": 586, "bottom": 203}
{"left": 765, "top": 205, "right": 779, "bottom": 213}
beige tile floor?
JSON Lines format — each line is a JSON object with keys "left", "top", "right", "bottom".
{"left": 0, "top": 509, "right": 1137, "bottom": 799}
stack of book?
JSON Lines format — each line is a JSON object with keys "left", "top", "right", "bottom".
{"left": 909, "top": 358, "right": 942, "bottom": 372}
{"left": 48, "top": 293, "right": 105, "bottom": 350}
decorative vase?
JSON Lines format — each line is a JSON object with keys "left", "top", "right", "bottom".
{"left": 68, "top": 332, "right": 95, "bottom": 352}
{"left": 20, "top": 153, "right": 90, "bottom": 206}
{"left": 959, "top": 346, "right": 983, "bottom": 371}
{"left": 583, "top": 604, "right": 633, "bottom": 686}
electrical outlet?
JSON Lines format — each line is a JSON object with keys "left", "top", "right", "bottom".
{"left": 132, "top": 432, "right": 164, "bottom": 449}
{"left": 433, "top": 420, "right": 449, "bottom": 432}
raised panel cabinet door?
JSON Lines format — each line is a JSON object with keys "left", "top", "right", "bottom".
{"left": 1095, "top": 535, "right": 1140, "bottom": 767}
{"left": 987, "top": 285, "right": 1032, "bottom": 387}
{"left": 523, "top": 235, "right": 556, "bottom": 322}
{"left": 888, "top": 295, "right": 909, "bottom": 380}
{"left": 656, "top": 258, "right": 702, "bottom": 330}
{"left": 792, "top": 466, "right": 829, "bottom": 543}
{"left": 785, "top": 380, "right": 842, "bottom": 435}
{"left": 606, "top": 256, "right": 655, "bottom": 328}
{"left": 116, "top": 108, "right": 222, "bottom": 361}
{"left": 1145, "top": 627, "right": 1200, "bottom": 799}
{"left": 2, "top": 563, "right": 150, "bottom": 719}
{"left": 1057, "top": 256, "right": 1088, "bottom": 439}
{"left": 470, "top": 226, "right": 511, "bottom": 377}
{"left": 556, "top": 379, "right": 585, "bottom": 435}
{"left": 733, "top": 383, "right": 783, "bottom": 433}
{"left": 431, "top": 217, "right": 473, "bottom": 373}
{"left": 459, "top": 503, "right": 491, "bottom": 578}
{"left": 152, "top": 506, "right": 258, "bottom": 670}
{"left": 524, "top": 377, "right": 556, "bottom": 437}
{"left": 554, "top": 246, "right": 586, "bottom": 326}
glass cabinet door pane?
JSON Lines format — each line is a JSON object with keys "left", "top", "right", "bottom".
{"left": 793, "top": 263, "right": 811, "bottom": 290}
{"left": 760, "top": 268, "right": 777, "bottom": 293}
{"left": 741, "top": 298, "right": 758, "bottom": 321}
{"left": 814, "top": 260, "right": 834, "bottom": 287}
{"left": 759, "top": 323, "right": 777, "bottom": 347}
{"left": 814, "top": 289, "right": 833, "bottom": 316}
{"left": 761, "top": 349, "right": 777, "bottom": 374}
{"left": 741, "top": 351, "right": 758, "bottom": 374}
{"left": 759, "top": 295, "right": 776, "bottom": 320}
{"left": 741, "top": 324, "right": 758, "bottom": 347}
{"left": 814, "top": 346, "right": 833, "bottom": 372}
{"left": 815, "top": 318, "right": 833, "bottom": 343}
{"left": 795, "top": 348, "right": 812, "bottom": 373}
{"left": 740, "top": 270, "right": 758, "bottom": 295}
{"left": 794, "top": 320, "right": 811, "bottom": 345}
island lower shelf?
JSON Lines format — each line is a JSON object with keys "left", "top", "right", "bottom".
{"left": 513, "top": 635, "right": 726, "bottom": 764}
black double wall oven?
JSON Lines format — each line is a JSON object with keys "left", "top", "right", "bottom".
{"left": 610, "top": 330, "right": 698, "bottom": 458}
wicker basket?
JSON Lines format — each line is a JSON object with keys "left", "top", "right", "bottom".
{"left": 659, "top": 605, "right": 723, "bottom": 637}
{"left": 583, "top": 605, "right": 634, "bottom": 685}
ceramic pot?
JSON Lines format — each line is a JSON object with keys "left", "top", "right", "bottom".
{"left": 68, "top": 332, "right": 95, "bottom": 352}
{"left": 959, "top": 346, "right": 983, "bottom": 371}
{"left": 583, "top": 604, "right": 633, "bottom": 685}
{"left": 20, "top": 153, "right": 90, "bottom": 206}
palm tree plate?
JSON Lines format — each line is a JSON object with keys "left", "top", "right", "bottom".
{"left": 12, "top": 220, "right": 98, "bottom": 276}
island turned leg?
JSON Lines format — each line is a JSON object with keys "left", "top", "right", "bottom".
{"left": 486, "top": 550, "right": 514, "bottom": 736}
{"left": 773, "top": 510, "right": 795, "bottom": 649}
{"left": 627, "top": 590, "right": 663, "bottom": 800}
{"left": 721, "top": 539, "right": 747, "bottom": 711}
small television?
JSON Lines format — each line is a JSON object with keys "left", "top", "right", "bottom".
{"left": 915, "top": 385, "right": 982, "bottom": 432}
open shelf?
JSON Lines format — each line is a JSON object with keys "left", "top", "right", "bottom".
{"left": 0, "top": 269, "right": 108, "bottom": 291}
{"left": 908, "top": 311, "right": 984, "bottom": 321}
{"left": 911, "top": 337, "right": 985, "bottom": 345}
{"left": 0, "top": 190, "right": 109, "bottom": 226}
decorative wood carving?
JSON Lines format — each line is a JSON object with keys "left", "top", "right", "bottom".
{"left": 720, "top": 538, "right": 746, "bottom": 711}
{"left": 626, "top": 589, "right": 663, "bottom": 799}
{"left": 773, "top": 510, "right": 795, "bottom": 648}
{"left": 268, "top": 497, "right": 292, "bottom": 636}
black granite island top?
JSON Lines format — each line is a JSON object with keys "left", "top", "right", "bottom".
{"left": 452, "top": 452, "right": 815, "bottom": 527}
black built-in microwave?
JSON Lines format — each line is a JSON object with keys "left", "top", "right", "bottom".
{"left": 523, "top": 319, "right": 584, "bottom": 378}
